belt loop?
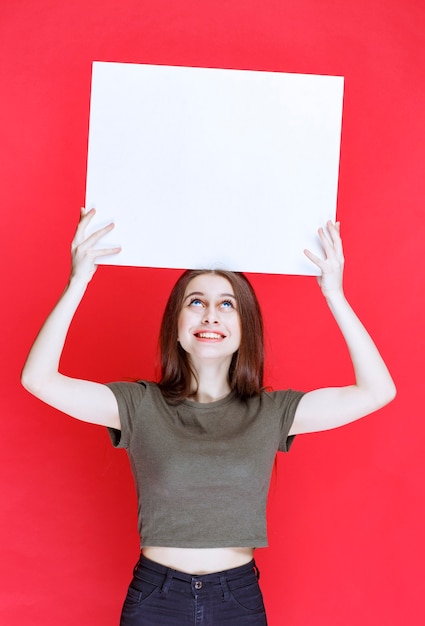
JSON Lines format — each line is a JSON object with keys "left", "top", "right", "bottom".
{"left": 219, "top": 575, "right": 231, "bottom": 601}
{"left": 161, "top": 569, "right": 174, "bottom": 596}
{"left": 133, "top": 555, "right": 142, "bottom": 576}
{"left": 254, "top": 564, "right": 260, "bottom": 580}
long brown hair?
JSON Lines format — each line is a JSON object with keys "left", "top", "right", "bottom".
{"left": 158, "top": 269, "right": 264, "bottom": 401}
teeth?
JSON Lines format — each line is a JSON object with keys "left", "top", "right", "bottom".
{"left": 197, "top": 332, "right": 223, "bottom": 339}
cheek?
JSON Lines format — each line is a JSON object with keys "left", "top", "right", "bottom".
{"left": 237, "top": 328, "right": 242, "bottom": 347}
{"left": 177, "top": 316, "right": 184, "bottom": 341}
{"left": 177, "top": 310, "right": 191, "bottom": 341}
{"left": 233, "top": 317, "right": 242, "bottom": 346}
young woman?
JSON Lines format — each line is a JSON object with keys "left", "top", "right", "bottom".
{"left": 21, "top": 208, "right": 396, "bottom": 625}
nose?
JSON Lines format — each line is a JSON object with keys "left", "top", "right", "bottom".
{"left": 202, "top": 305, "right": 219, "bottom": 324}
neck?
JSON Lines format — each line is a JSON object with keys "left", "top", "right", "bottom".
{"left": 188, "top": 358, "right": 232, "bottom": 403}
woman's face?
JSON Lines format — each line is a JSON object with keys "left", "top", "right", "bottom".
{"left": 177, "top": 273, "right": 241, "bottom": 364}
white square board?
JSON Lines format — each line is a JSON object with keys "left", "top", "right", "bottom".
{"left": 85, "top": 62, "right": 344, "bottom": 275}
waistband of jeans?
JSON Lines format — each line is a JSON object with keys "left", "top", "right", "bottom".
{"left": 133, "top": 554, "right": 259, "bottom": 590}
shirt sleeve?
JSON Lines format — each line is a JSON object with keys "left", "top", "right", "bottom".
{"left": 275, "top": 389, "right": 306, "bottom": 453}
{"left": 104, "top": 381, "right": 147, "bottom": 449}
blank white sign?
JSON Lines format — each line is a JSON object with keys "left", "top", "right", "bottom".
{"left": 85, "top": 62, "right": 344, "bottom": 275}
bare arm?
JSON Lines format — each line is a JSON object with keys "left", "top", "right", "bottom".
{"left": 21, "top": 208, "right": 122, "bottom": 428}
{"left": 290, "top": 222, "right": 396, "bottom": 435}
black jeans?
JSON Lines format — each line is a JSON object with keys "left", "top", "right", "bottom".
{"left": 120, "top": 554, "right": 268, "bottom": 625}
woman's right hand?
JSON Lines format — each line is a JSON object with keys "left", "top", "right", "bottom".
{"left": 21, "top": 206, "right": 122, "bottom": 429}
{"left": 70, "top": 207, "right": 121, "bottom": 283}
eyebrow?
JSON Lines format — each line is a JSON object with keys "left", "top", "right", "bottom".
{"left": 184, "top": 291, "right": 237, "bottom": 301}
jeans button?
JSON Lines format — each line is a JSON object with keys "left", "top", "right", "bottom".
{"left": 194, "top": 581, "right": 203, "bottom": 590}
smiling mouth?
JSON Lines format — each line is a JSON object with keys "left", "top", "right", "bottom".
{"left": 195, "top": 331, "right": 225, "bottom": 340}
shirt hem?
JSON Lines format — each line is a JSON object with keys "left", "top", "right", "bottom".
{"left": 140, "top": 541, "right": 269, "bottom": 549}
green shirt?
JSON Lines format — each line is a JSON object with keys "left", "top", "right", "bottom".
{"left": 106, "top": 381, "right": 304, "bottom": 548}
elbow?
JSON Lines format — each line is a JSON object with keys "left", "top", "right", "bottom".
{"left": 21, "top": 368, "right": 35, "bottom": 394}
{"left": 21, "top": 365, "right": 60, "bottom": 401}
{"left": 387, "top": 380, "right": 397, "bottom": 404}
{"left": 376, "top": 378, "right": 397, "bottom": 409}
{"left": 21, "top": 367, "right": 43, "bottom": 397}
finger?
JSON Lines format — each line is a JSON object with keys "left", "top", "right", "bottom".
{"left": 79, "top": 207, "right": 96, "bottom": 222}
{"left": 73, "top": 208, "right": 96, "bottom": 245}
{"left": 326, "top": 219, "right": 338, "bottom": 234}
{"left": 320, "top": 223, "right": 344, "bottom": 263}
{"left": 87, "top": 221, "right": 115, "bottom": 241}
{"left": 326, "top": 220, "right": 343, "bottom": 242}
{"left": 318, "top": 227, "right": 334, "bottom": 257}
{"left": 88, "top": 246, "right": 122, "bottom": 258}
{"left": 326, "top": 220, "right": 344, "bottom": 258}
{"left": 304, "top": 248, "right": 324, "bottom": 269}
{"left": 75, "top": 221, "right": 116, "bottom": 251}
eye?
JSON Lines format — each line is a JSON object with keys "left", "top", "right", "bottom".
{"left": 189, "top": 298, "right": 204, "bottom": 307}
{"left": 220, "top": 300, "right": 235, "bottom": 309}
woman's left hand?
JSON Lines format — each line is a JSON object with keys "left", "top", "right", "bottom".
{"left": 304, "top": 221, "right": 344, "bottom": 298}
{"left": 292, "top": 219, "right": 396, "bottom": 435}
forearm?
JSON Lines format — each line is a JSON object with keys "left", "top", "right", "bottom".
{"left": 293, "top": 221, "right": 395, "bottom": 434}
{"left": 22, "top": 208, "right": 121, "bottom": 396}
{"left": 325, "top": 290, "right": 396, "bottom": 406}
{"left": 21, "top": 277, "right": 89, "bottom": 394}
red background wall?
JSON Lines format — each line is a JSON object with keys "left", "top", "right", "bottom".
{"left": 1, "top": 1, "right": 424, "bottom": 624}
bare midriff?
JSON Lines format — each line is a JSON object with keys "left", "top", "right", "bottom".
{"left": 142, "top": 546, "right": 255, "bottom": 575}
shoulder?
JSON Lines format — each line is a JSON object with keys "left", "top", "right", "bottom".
{"left": 234, "top": 388, "right": 304, "bottom": 413}
{"left": 105, "top": 379, "right": 148, "bottom": 393}
{"left": 259, "top": 388, "right": 306, "bottom": 417}
{"left": 104, "top": 380, "right": 152, "bottom": 407}
{"left": 261, "top": 387, "right": 305, "bottom": 404}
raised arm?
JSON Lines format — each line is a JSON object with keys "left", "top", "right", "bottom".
{"left": 290, "top": 222, "right": 396, "bottom": 435}
{"left": 21, "top": 208, "right": 122, "bottom": 428}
